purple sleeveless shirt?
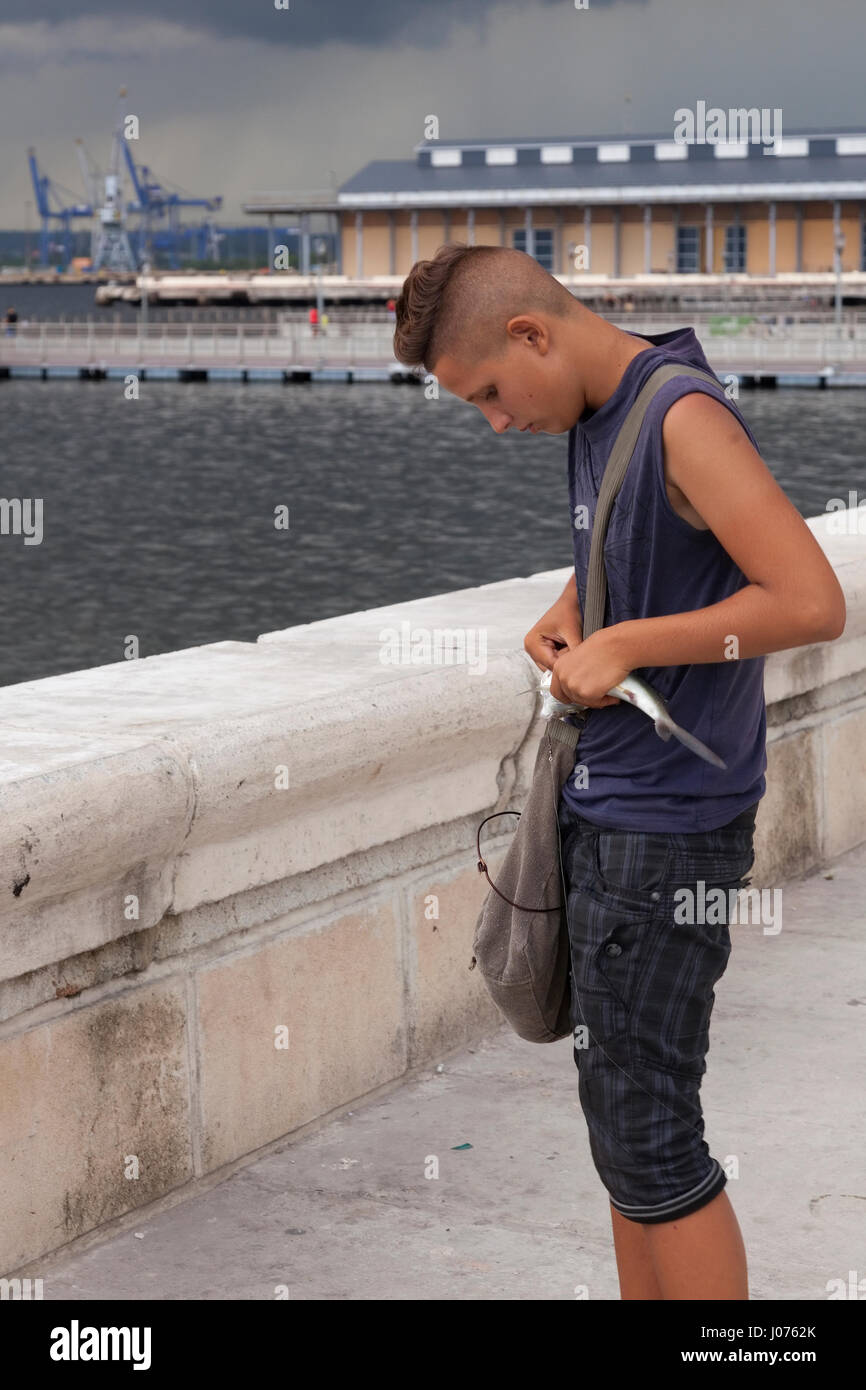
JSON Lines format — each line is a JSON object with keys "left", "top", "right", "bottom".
{"left": 560, "top": 326, "right": 767, "bottom": 832}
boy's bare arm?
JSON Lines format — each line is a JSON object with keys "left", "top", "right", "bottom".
{"left": 550, "top": 392, "right": 847, "bottom": 707}
{"left": 560, "top": 570, "right": 581, "bottom": 620}
{"left": 524, "top": 570, "right": 583, "bottom": 670}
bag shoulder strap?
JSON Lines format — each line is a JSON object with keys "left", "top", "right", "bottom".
{"left": 581, "top": 362, "right": 721, "bottom": 638}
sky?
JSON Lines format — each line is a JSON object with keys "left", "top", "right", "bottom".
{"left": 0, "top": 0, "right": 863, "bottom": 228}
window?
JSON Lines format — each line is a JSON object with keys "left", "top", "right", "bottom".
{"left": 676, "top": 226, "right": 700, "bottom": 273}
{"left": 513, "top": 227, "right": 554, "bottom": 272}
{"left": 724, "top": 224, "right": 747, "bottom": 272}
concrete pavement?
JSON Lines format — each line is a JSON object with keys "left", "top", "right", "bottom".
{"left": 18, "top": 840, "right": 866, "bottom": 1301}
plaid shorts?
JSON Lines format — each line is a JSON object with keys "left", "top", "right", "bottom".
{"left": 557, "top": 794, "right": 758, "bottom": 1225}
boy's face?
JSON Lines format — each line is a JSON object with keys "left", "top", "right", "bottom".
{"left": 432, "top": 314, "right": 584, "bottom": 435}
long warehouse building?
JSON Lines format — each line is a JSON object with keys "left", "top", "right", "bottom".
{"left": 245, "top": 123, "right": 866, "bottom": 282}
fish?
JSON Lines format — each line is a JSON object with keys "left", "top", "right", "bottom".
{"left": 524, "top": 667, "right": 727, "bottom": 769}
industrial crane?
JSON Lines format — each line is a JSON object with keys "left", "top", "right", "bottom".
{"left": 121, "top": 142, "right": 223, "bottom": 269}
{"left": 90, "top": 87, "right": 136, "bottom": 271}
{"left": 27, "top": 87, "right": 223, "bottom": 271}
{"left": 26, "top": 148, "right": 92, "bottom": 269}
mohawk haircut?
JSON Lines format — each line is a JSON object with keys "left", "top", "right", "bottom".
{"left": 392, "top": 242, "right": 579, "bottom": 376}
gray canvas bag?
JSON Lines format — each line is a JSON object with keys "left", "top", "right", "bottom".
{"left": 469, "top": 363, "right": 722, "bottom": 1043}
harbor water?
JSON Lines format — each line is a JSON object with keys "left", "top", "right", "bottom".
{"left": 1, "top": 377, "right": 863, "bottom": 687}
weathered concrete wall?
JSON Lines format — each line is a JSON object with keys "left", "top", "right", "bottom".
{"left": 1, "top": 507, "right": 864, "bottom": 1274}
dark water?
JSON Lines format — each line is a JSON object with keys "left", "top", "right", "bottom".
{"left": 0, "top": 380, "right": 863, "bottom": 687}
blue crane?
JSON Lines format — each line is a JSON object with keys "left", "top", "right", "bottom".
{"left": 27, "top": 148, "right": 92, "bottom": 269}
{"left": 28, "top": 87, "right": 224, "bottom": 272}
{"left": 121, "top": 143, "right": 223, "bottom": 268}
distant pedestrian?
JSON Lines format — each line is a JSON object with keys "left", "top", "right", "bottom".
{"left": 308, "top": 305, "right": 319, "bottom": 337}
{"left": 386, "top": 297, "right": 396, "bottom": 323}
{"left": 4, "top": 306, "right": 18, "bottom": 336}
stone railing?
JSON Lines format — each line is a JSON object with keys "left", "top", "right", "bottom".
{"left": 1, "top": 507, "right": 864, "bottom": 1275}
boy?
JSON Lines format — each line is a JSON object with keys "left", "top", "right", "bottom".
{"left": 392, "top": 244, "right": 846, "bottom": 1300}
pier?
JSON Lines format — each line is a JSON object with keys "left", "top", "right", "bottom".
{"left": 18, "top": 839, "right": 866, "bottom": 1300}
{"left": 0, "top": 506, "right": 863, "bottom": 1278}
{"left": 4, "top": 317, "right": 866, "bottom": 386}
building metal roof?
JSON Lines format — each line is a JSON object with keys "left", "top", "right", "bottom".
{"left": 241, "top": 127, "right": 866, "bottom": 216}
{"left": 336, "top": 125, "right": 866, "bottom": 208}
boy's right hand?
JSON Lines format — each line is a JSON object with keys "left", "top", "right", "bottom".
{"left": 523, "top": 595, "right": 583, "bottom": 671}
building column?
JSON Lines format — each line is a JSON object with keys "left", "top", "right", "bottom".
{"left": 795, "top": 203, "right": 803, "bottom": 272}
{"left": 768, "top": 201, "right": 776, "bottom": 277}
{"left": 833, "top": 199, "right": 843, "bottom": 275}
{"left": 612, "top": 207, "right": 621, "bottom": 278}
{"left": 643, "top": 204, "right": 652, "bottom": 273}
{"left": 584, "top": 205, "right": 592, "bottom": 271}
{"left": 467, "top": 208, "right": 475, "bottom": 246}
{"left": 524, "top": 206, "right": 534, "bottom": 260}
{"left": 442, "top": 210, "right": 451, "bottom": 243}
{"left": 267, "top": 213, "right": 275, "bottom": 273}
{"left": 388, "top": 211, "right": 396, "bottom": 275}
{"left": 499, "top": 210, "right": 506, "bottom": 247}
{"left": 860, "top": 203, "right": 865, "bottom": 271}
{"left": 355, "top": 211, "right": 364, "bottom": 279}
{"left": 410, "top": 209, "right": 418, "bottom": 265}
{"left": 672, "top": 205, "right": 680, "bottom": 272}
{"left": 705, "top": 203, "right": 714, "bottom": 273}
{"left": 554, "top": 207, "right": 564, "bottom": 275}
{"left": 335, "top": 212, "right": 343, "bottom": 275}
{"left": 832, "top": 200, "right": 844, "bottom": 321}
{"left": 300, "top": 211, "right": 311, "bottom": 275}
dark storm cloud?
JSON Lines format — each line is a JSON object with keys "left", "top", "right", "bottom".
{"left": 0, "top": 0, "right": 645, "bottom": 48}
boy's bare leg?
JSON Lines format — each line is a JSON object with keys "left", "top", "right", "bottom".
{"left": 610, "top": 1202, "right": 664, "bottom": 1299}
{"left": 642, "top": 1189, "right": 749, "bottom": 1300}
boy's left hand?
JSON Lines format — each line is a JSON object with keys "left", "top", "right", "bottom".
{"left": 550, "top": 628, "right": 632, "bottom": 708}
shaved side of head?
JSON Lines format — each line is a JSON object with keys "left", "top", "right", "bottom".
{"left": 393, "top": 243, "right": 582, "bottom": 375}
